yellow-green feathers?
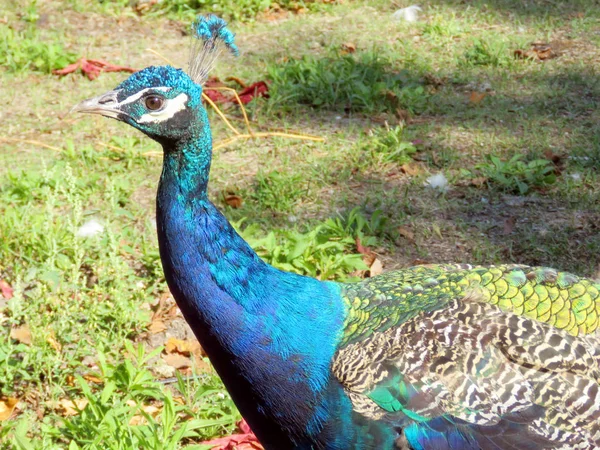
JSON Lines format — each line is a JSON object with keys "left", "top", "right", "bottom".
{"left": 340, "top": 264, "right": 600, "bottom": 346}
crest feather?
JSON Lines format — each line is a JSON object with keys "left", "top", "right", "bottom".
{"left": 188, "top": 15, "right": 238, "bottom": 85}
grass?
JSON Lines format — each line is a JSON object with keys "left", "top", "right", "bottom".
{"left": 1, "top": 0, "right": 600, "bottom": 447}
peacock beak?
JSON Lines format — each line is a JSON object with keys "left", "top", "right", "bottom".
{"left": 71, "top": 90, "right": 124, "bottom": 119}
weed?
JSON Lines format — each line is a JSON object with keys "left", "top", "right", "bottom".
{"left": 461, "top": 38, "right": 512, "bottom": 68}
{"left": 0, "top": 25, "right": 76, "bottom": 73}
{"left": 267, "top": 51, "right": 427, "bottom": 114}
{"left": 236, "top": 210, "right": 380, "bottom": 280}
{"left": 250, "top": 170, "right": 307, "bottom": 213}
{"left": 366, "top": 126, "right": 417, "bottom": 165}
{"left": 477, "top": 154, "right": 557, "bottom": 194}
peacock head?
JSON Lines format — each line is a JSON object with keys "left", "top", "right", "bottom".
{"left": 73, "top": 66, "right": 204, "bottom": 142}
{"left": 72, "top": 15, "right": 238, "bottom": 144}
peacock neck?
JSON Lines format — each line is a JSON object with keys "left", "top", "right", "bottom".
{"left": 156, "top": 130, "right": 278, "bottom": 316}
{"left": 155, "top": 129, "right": 351, "bottom": 446}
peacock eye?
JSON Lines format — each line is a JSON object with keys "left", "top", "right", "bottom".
{"left": 145, "top": 95, "right": 165, "bottom": 111}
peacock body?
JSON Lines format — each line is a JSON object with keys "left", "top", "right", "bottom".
{"left": 74, "top": 16, "right": 600, "bottom": 450}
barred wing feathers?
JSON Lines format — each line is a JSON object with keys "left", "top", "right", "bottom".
{"left": 334, "top": 265, "right": 600, "bottom": 449}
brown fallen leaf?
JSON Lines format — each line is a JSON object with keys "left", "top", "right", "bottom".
{"left": 424, "top": 73, "right": 446, "bottom": 87}
{"left": 514, "top": 44, "right": 556, "bottom": 61}
{"left": 0, "top": 280, "right": 13, "bottom": 299}
{"left": 0, "top": 397, "right": 19, "bottom": 421}
{"left": 47, "top": 334, "right": 62, "bottom": 353}
{"left": 470, "top": 176, "right": 488, "bottom": 188}
{"left": 135, "top": 0, "right": 158, "bottom": 14}
{"left": 129, "top": 404, "right": 162, "bottom": 426}
{"left": 224, "top": 193, "right": 243, "bottom": 209}
{"left": 163, "top": 353, "right": 192, "bottom": 369}
{"left": 83, "top": 374, "right": 103, "bottom": 383}
{"left": 412, "top": 258, "right": 429, "bottom": 266}
{"left": 148, "top": 320, "right": 167, "bottom": 334}
{"left": 503, "top": 217, "right": 517, "bottom": 235}
{"left": 400, "top": 163, "right": 420, "bottom": 176}
{"left": 165, "top": 337, "right": 204, "bottom": 357}
{"left": 394, "top": 108, "right": 411, "bottom": 123}
{"left": 369, "top": 258, "right": 384, "bottom": 277}
{"left": 398, "top": 226, "right": 415, "bottom": 242}
{"left": 48, "top": 398, "right": 88, "bottom": 417}
{"left": 469, "top": 91, "right": 487, "bottom": 105}
{"left": 355, "top": 238, "right": 376, "bottom": 267}
{"left": 10, "top": 325, "right": 32, "bottom": 345}
{"left": 341, "top": 42, "right": 356, "bottom": 54}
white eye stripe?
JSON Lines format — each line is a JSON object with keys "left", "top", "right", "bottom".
{"left": 119, "top": 86, "right": 171, "bottom": 106}
{"left": 137, "top": 93, "right": 189, "bottom": 124}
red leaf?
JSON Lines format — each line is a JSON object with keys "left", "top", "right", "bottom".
{"left": 0, "top": 280, "right": 13, "bottom": 299}
{"left": 201, "top": 419, "right": 263, "bottom": 450}
{"left": 237, "top": 81, "right": 269, "bottom": 104}
{"left": 53, "top": 58, "right": 138, "bottom": 80}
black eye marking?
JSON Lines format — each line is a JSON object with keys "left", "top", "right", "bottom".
{"left": 145, "top": 95, "right": 165, "bottom": 111}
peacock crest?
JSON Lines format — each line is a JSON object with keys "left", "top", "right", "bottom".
{"left": 188, "top": 15, "right": 239, "bottom": 86}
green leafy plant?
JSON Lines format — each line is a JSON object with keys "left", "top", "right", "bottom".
{"left": 267, "top": 52, "right": 427, "bottom": 114}
{"left": 366, "top": 126, "right": 417, "bottom": 165}
{"left": 478, "top": 154, "right": 557, "bottom": 194}
{"left": 251, "top": 170, "right": 307, "bottom": 213}
{"left": 461, "top": 38, "right": 511, "bottom": 68}
{"left": 0, "top": 25, "right": 76, "bottom": 73}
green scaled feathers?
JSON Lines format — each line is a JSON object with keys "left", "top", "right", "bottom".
{"left": 340, "top": 264, "right": 600, "bottom": 346}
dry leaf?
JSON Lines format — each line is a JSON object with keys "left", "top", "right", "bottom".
{"left": 83, "top": 374, "right": 103, "bottom": 383}
{"left": 165, "top": 337, "right": 203, "bottom": 357}
{"left": 10, "top": 325, "right": 32, "bottom": 345}
{"left": 397, "top": 226, "right": 415, "bottom": 242}
{"left": 0, "top": 280, "right": 13, "bottom": 299}
{"left": 48, "top": 398, "right": 88, "bottom": 417}
{"left": 395, "top": 108, "right": 411, "bottom": 123}
{"left": 148, "top": 320, "right": 167, "bottom": 334}
{"left": 412, "top": 258, "right": 429, "bottom": 265}
{"left": 163, "top": 353, "right": 192, "bottom": 369}
{"left": 0, "top": 397, "right": 19, "bottom": 421}
{"left": 224, "top": 194, "right": 243, "bottom": 209}
{"left": 424, "top": 73, "right": 445, "bottom": 87}
{"left": 355, "top": 238, "right": 376, "bottom": 267}
{"left": 340, "top": 42, "right": 356, "bottom": 54}
{"left": 469, "top": 91, "right": 487, "bottom": 104}
{"left": 369, "top": 258, "right": 384, "bottom": 277}
{"left": 129, "top": 404, "right": 161, "bottom": 426}
{"left": 514, "top": 44, "right": 556, "bottom": 61}
{"left": 400, "top": 163, "right": 420, "bottom": 176}
{"left": 47, "top": 334, "right": 62, "bottom": 352}
{"left": 470, "top": 177, "right": 488, "bottom": 187}
{"left": 503, "top": 217, "right": 517, "bottom": 235}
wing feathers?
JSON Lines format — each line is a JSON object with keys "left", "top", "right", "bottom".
{"left": 334, "top": 295, "right": 600, "bottom": 449}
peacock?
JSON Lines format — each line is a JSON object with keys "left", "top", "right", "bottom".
{"left": 73, "top": 15, "right": 600, "bottom": 450}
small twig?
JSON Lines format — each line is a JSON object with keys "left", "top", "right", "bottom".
{"left": 146, "top": 48, "right": 176, "bottom": 66}
{"left": 206, "top": 86, "right": 254, "bottom": 136}
{"left": 97, "top": 142, "right": 161, "bottom": 158}
{"left": 0, "top": 136, "right": 63, "bottom": 153}
{"left": 157, "top": 375, "right": 203, "bottom": 385}
{"left": 202, "top": 93, "right": 240, "bottom": 135}
{"left": 213, "top": 132, "right": 324, "bottom": 151}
